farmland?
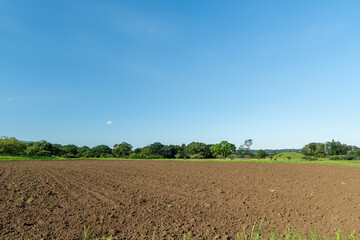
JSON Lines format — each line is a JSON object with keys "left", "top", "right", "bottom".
{"left": 1, "top": 160, "right": 360, "bottom": 239}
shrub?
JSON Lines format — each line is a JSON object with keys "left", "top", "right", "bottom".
{"left": 35, "top": 150, "right": 52, "bottom": 156}
{"left": 190, "top": 153, "right": 204, "bottom": 159}
{"left": 62, "top": 153, "right": 77, "bottom": 158}
{"left": 129, "top": 153, "right": 141, "bottom": 159}
{"left": 228, "top": 154, "right": 237, "bottom": 159}
{"left": 329, "top": 156, "right": 341, "bottom": 160}
{"left": 302, "top": 156, "right": 318, "bottom": 161}
{"left": 344, "top": 155, "right": 356, "bottom": 160}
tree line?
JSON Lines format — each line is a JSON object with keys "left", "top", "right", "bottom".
{"left": 301, "top": 140, "right": 360, "bottom": 160}
{"left": 0, "top": 137, "right": 254, "bottom": 159}
{"left": 1, "top": 136, "right": 359, "bottom": 160}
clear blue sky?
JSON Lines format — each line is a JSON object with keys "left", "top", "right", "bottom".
{"left": 1, "top": 0, "right": 360, "bottom": 149}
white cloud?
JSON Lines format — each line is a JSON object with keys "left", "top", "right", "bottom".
{"left": 105, "top": 121, "right": 114, "bottom": 125}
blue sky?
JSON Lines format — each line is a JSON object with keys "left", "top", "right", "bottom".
{"left": 1, "top": 0, "right": 360, "bottom": 149}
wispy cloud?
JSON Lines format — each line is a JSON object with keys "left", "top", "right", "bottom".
{"left": 105, "top": 121, "right": 114, "bottom": 125}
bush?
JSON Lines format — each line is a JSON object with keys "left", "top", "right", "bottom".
{"left": 329, "top": 156, "right": 341, "bottom": 160}
{"left": 129, "top": 153, "right": 141, "bottom": 159}
{"left": 35, "top": 150, "right": 52, "bottom": 156}
{"left": 344, "top": 155, "right": 356, "bottom": 160}
{"left": 62, "top": 153, "right": 77, "bottom": 158}
{"left": 228, "top": 154, "right": 237, "bottom": 159}
{"left": 302, "top": 156, "right": 318, "bottom": 161}
{"left": 190, "top": 153, "right": 204, "bottom": 159}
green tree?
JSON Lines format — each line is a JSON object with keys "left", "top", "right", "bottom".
{"left": 90, "top": 145, "right": 112, "bottom": 158}
{"left": 61, "top": 144, "right": 79, "bottom": 158}
{"left": 147, "top": 142, "right": 165, "bottom": 156}
{"left": 237, "top": 139, "right": 253, "bottom": 157}
{"left": 0, "top": 136, "right": 27, "bottom": 156}
{"left": 140, "top": 147, "right": 152, "bottom": 158}
{"left": 25, "top": 140, "right": 55, "bottom": 156}
{"left": 112, "top": 142, "right": 133, "bottom": 157}
{"left": 185, "top": 142, "right": 211, "bottom": 158}
{"left": 257, "top": 149, "right": 268, "bottom": 159}
{"left": 210, "top": 141, "right": 236, "bottom": 159}
{"left": 325, "top": 140, "right": 350, "bottom": 155}
{"left": 77, "top": 146, "right": 91, "bottom": 158}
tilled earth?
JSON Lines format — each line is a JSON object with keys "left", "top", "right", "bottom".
{"left": 1, "top": 160, "right": 360, "bottom": 239}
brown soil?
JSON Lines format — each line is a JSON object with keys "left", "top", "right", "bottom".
{"left": 1, "top": 160, "right": 360, "bottom": 239}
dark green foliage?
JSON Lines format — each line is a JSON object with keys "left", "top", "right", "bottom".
{"left": 325, "top": 140, "right": 351, "bottom": 155}
{"left": 112, "top": 142, "right": 132, "bottom": 157}
{"left": 26, "top": 140, "right": 56, "bottom": 156}
{"left": 301, "top": 142, "right": 325, "bottom": 156}
{"left": 90, "top": 145, "right": 112, "bottom": 158}
{"left": 133, "top": 148, "right": 141, "bottom": 154}
{"left": 301, "top": 156, "right": 318, "bottom": 161}
{"left": 77, "top": 146, "right": 91, "bottom": 158}
{"left": 147, "top": 142, "right": 165, "bottom": 156}
{"left": 185, "top": 142, "right": 211, "bottom": 158}
{"left": 210, "top": 141, "right": 236, "bottom": 159}
{"left": 2, "top": 136, "right": 359, "bottom": 161}
{"left": 302, "top": 140, "right": 352, "bottom": 157}
{"left": 35, "top": 150, "right": 52, "bottom": 156}
{"left": 61, "top": 144, "right": 79, "bottom": 157}
{"left": 0, "top": 137, "right": 27, "bottom": 156}
{"left": 257, "top": 149, "right": 268, "bottom": 159}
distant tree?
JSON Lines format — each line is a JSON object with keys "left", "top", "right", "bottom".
{"left": 244, "top": 139, "right": 253, "bottom": 152}
{"left": 0, "top": 136, "right": 27, "bottom": 156}
{"left": 186, "top": 142, "right": 211, "bottom": 158}
{"left": 61, "top": 144, "right": 79, "bottom": 157}
{"left": 237, "top": 139, "right": 253, "bottom": 157}
{"left": 325, "top": 140, "right": 350, "bottom": 155}
{"left": 162, "top": 145, "right": 179, "bottom": 158}
{"left": 257, "top": 149, "right": 268, "bottom": 159}
{"left": 175, "top": 144, "right": 187, "bottom": 159}
{"left": 113, "top": 142, "right": 133, "bottom": 158}
{"left": 77, "top": 146, "right": 91, "bottom": 158}
{"left": 210, "top": 141, "right": 236, "bottom": 159}
{"left": 140, "top": 147, "right": 152, "bottom": 158}
{"left": 26, "top": 140, "right": 55, "bottom": 156}
{"left": 52, "top": 144, "right": 63, "bottom": 156}
{"left": 147, "top": 142, "right": 165, "bottom": 156}
{"left": 90, "top": 145, "right": 112, "bottom": 158}
{"left": 301, "top": 142, "right": 325, "bottom": 156}
{"left": 133, "top": 148, "right": 142, "bottom": 154}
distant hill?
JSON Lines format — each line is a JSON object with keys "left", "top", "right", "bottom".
{"left": 251, "top": 149, "right": 301, "bottom": 154}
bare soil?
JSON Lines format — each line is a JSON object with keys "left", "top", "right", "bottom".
{"left": 1, "top": 160, "right": 360, "bottom": 239}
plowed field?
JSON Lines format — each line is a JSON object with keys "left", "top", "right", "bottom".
{"left": 1, "top": 160, "right": 360, "bottom": 239}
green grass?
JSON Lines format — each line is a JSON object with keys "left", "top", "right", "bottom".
{"left": 1, "top": 155, "right": 360, "bottom": 168}
{"left": 0, "top": 155, "right": 66, "bottom": 161}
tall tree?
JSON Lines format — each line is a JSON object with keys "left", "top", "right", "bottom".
{"left": 186, "top": 142, "right": 211, "bottom": 158}
{"left": 0, "top": 137, "right": 27, "bottom": 156}
{"left": 210, "top": 141, "right": 236, "bottom": 159}
{"left": 238, "top": 139, "right": 253, "bottom": 156}
{"left": 90, "top": 145, "right": 112, "bottom": 158}
{"left": 113, "top": 142, "right": 133, "bottom": 157}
